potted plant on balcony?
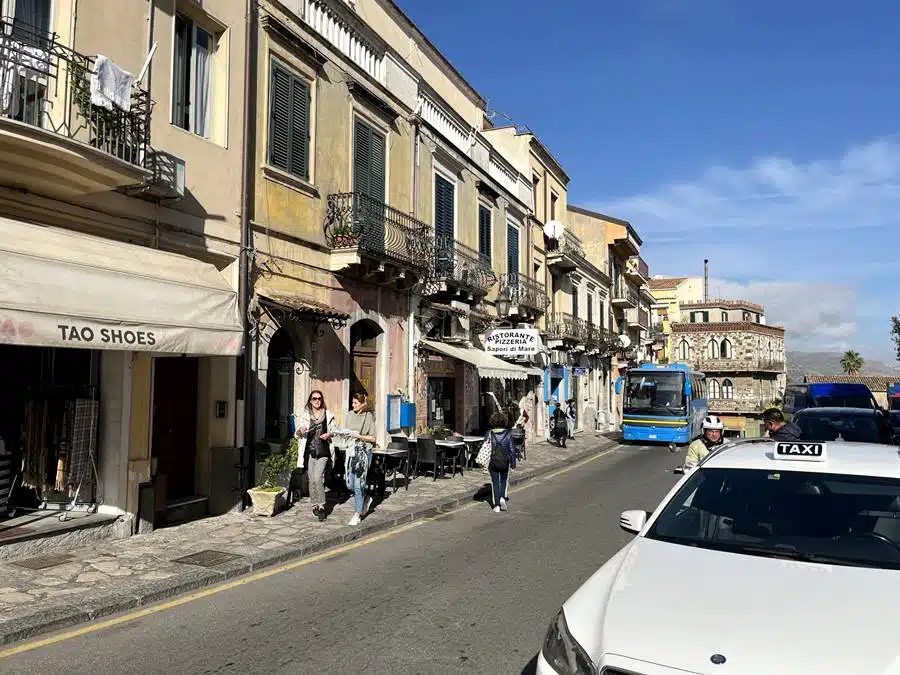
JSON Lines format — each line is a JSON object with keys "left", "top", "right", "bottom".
{"left": 331, "top": 223, "right": 359, "bottom": 249}
{"left": 247, "top": 439, "right": 298, "bottom": 517}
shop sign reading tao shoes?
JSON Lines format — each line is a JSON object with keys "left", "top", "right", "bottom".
{"left": 484, "top": 328, "right": 542, "bottom": 356}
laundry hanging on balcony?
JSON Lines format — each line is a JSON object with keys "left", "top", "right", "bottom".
{"left": 90, "top": 54, "right": 133, "bottom": 112}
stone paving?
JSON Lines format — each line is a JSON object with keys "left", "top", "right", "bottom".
{"left": 0, "top": 433, "right": 620, "bottom": 645}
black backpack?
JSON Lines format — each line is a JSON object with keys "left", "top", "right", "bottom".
{"left": 488, "top": 432, "right": 510, "bottom": 472}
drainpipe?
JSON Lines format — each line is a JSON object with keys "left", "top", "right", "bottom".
{"left": 239, "top": 0, "right": 259, "bottom": 505}
{"left": 407, "top": 119, "right": 421, "bottom": 404}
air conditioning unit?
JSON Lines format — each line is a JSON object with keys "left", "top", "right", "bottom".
{"left": 441, "top": 313, "right": 469, "bottom": 344}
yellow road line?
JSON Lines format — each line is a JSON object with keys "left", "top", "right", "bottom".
{"left": 0, "top": 445, "right": 616, "bottom": 659}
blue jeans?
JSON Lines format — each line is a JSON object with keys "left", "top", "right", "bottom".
{"left": 489, "top": 469, "right": 508, "bottom": 506}
{"left": 346, "top": 449, "right": 372, "bottom": 513}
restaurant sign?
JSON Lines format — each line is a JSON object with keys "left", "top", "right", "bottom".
{"left": 484, "top": 328, "right": 541, "bottom": 356}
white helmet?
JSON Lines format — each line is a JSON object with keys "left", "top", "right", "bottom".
{"left": 702, "top": 415, "right": 724, "bottom": 431}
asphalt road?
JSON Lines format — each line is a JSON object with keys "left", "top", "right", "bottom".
{"left": 3, "top": 441, "right": 681, "bottom": 675}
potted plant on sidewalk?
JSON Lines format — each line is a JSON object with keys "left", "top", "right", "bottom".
{"left": 247, "top": 440, "right": 298, "bottom": 517}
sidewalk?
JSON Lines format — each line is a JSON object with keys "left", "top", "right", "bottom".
{"left": 0, "top": 434, "right": 619, "bottom": 646}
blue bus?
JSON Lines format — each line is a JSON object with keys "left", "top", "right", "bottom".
{"left": 615, "top": 363, "right": 708, "bottom": 445}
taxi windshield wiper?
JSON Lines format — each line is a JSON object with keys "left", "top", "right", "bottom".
{"left": 735, "top": 544, "right": 885, "bottom": 568}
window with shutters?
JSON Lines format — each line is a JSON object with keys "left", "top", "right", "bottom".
{"left": 353, "top": 117, "right": 386, "bottom": 203}
{"left": 433, "top": 170, "right": 456, "bottom": 277}
{"left": 572, "top": 288, "right": 579, "bottom": 319}
{"left": 173, "top": 13, "right": 217, "bottom": 139}
{"left": 267, "top": 61, "right": 311, "bottom": 180}
{"left": 587, "top": 295, "right": 593, "bottom": 326}
{"left": 477, "top": 204, "right": 491, "bottom": 264}
{"left": 506, "top": 220, "right": 520, "bottom": 279}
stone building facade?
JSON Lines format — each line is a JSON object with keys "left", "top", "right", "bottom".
{"left": 671, "top": 300, "right": 786, "bottom": 437}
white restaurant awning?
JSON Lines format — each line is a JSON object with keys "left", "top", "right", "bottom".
{"left": 420, "top": 339, "right": 542, "bottom": 380}
{"left": 0, "top": 217, "right": 243, "bottom": 355}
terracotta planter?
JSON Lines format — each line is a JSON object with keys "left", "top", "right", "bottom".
{"left": 247, "top": 487, "right": 286, "bottom": 517}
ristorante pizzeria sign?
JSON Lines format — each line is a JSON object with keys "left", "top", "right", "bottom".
{"left": 484, "top": 328, "right": 541, "bottom": 356}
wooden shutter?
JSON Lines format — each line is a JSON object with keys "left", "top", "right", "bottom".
{"left": 478, "top": 205, "right": 491, "bottom": 261}
{"left": 268, "top": 63, "right": 309, "bottom": 179}
{"left": 434, "top": 174, "right": 454, "bottom": 239}
{"left": 506, "top": 221, "right": 519, "bottom": 277}
{"left": 290, "top": 77, "right": 310, "bottom": 179}
{"left": 354, "top": 118, "right": 386, "bottom": 202}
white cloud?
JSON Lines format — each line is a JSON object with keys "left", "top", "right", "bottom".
{"left": 589, "top": 136, "right": 900, "bottom": 360}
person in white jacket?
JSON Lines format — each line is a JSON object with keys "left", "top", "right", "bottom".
{"left": 295, "top": 390, "right": 336, "bottom": 522}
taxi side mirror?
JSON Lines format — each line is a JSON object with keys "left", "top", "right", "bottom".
{"left": 619, "top": 510, "right": 649, "bottom": 534}
{"left": 673, "top": 466, "right": 685, "bottom": 475}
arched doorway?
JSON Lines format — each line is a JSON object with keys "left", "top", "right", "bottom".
{"left": 349, "top": 320, "right": 382, "bottom": 409}
{"left": 266, "top": 328, "right": 295, "bottom": 439}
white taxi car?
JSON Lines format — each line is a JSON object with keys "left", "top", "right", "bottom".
{"left": 536, "top": 438, "right": 900, "bottom": 675}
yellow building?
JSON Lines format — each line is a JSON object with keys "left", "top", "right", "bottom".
{"left": 647, "top": 276, "right": 704, "bottom": 362}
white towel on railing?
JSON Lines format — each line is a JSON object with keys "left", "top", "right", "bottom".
{"left": 90, "top": 54, "right": 133, "bottom": 112}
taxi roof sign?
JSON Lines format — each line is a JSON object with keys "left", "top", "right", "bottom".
{"left": 773, "top": 441, "right": 827, "bottom": 462}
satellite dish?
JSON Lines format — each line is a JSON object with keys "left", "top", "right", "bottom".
{"left": 543, "top": 220, "right": 564, "bottom": 239}
{"left": 618, "top": 334, "right": 632, "bottom": 348}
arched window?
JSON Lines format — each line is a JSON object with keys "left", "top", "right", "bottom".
{"left": 708, "top": 379, "right": 721, "bottom": 399}
{"left": 722, "top": 379, "right": 734, "bottom": 400}
{"left": 720, "top": 338, "right": 733, "bottom": 359}
{"left": 678, "top": 339, "right": 691, "bottom": 360}
{"left": 706, "top": 339, "right": 719, "bottom": 359}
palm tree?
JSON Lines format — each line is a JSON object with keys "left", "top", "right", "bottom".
{"left": 841, "top": 350, "right": 864, "bottom": 376}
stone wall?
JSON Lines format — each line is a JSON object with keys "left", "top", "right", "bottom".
{"left": 672, "top": 328, "right": 785, "bottom": 370}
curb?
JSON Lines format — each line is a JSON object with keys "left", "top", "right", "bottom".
{"left": 0, "top": 437, "right": 618, "bottom": 648}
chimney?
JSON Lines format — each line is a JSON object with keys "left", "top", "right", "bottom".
{"left": 703, "top": 259, "right": 709, "bottom": 301}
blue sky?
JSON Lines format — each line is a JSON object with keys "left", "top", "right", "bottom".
{"left": 396, "top": 0, "right": 900, "bottom": 363}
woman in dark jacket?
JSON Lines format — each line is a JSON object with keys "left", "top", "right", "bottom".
{"left": 486, "top": 410, "right": 517, "bottom": 512}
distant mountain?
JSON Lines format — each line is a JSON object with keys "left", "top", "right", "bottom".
{"left": 786, "top": 350, "right": 900, "bottom": 382}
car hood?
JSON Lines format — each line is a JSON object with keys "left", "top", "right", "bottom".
{"left": 564, "top": 537, "right": 900, "bottom": 674}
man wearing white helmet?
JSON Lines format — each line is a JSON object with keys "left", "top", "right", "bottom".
{"left": 684, "top": 415, "right": 725, "bottom": 469}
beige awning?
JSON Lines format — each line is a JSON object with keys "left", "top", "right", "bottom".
{"left": 420, "top": 339, "right": 540, "bottom": 381}
{"left": 0, "top": 217, "right": 243, "bottom": 355}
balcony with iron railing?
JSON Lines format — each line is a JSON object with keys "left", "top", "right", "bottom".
{"left": 611, "top": 284, "right": 639, "bottom": 308}
{"left": 323, "top": 192, "right": 434, "bottom": 285}
{"left": 545, "top": 231, "right": 586, "bottom": 272}
{"left": 545, "top": 312, "right": 589, "bottom": 344}
{"left": 0, "top": 19, "right": 152, "bottom": 196}
{"left": 585, "top": 325, "right": 619, "bottom": 352}
{"left": 426, "top": 235, "right": 496, "bottom": 298}
{"left": 498, "top": 272, "right": 549, "bottom": 317}
{"left": 625, "top": 255, "right": 649, "bottom": 284}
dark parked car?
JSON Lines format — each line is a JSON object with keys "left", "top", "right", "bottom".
{"left": 794, "top": 407, "right": 897, "bottom": 445}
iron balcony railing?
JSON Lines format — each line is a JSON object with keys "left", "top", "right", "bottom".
{"left": 498, "top": 272, "right": 550, "bottom": 314}
{"left": 430, "top": 235, "right": 496, "bottom": 294}
{"left": 585, "top": 325, "right": 618, "bottom": 351}
{"left": 323, "top": 192, "right": 433, "bottom": 272}
{"left": 546, "top": 312, "right": 589, "bottom": 342}
{"left": 612, "top": 284, "right": 639, "bottom": 305}
{"left": 626, "top": 255, "right": 649, "bottom": 280}
{"left": 545, "top": 230, "right": 586, "bottom": 262}
{"left": 0, "top": 19, "right": 151, "bottom": 167}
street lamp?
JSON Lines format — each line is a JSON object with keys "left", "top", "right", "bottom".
{"left": 497, "top": 295, "right": 510, "bottom": 317}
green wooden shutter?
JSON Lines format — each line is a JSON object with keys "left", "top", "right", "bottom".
{"left": 353, "top": 118, "right": 371, "bottom": 197}
{"left": 478, "top": 205, "right": 491, "bottom": 262}
{"left": 506, "top": 221, "right": 519, "bottom": 278}
{"left": 290, "top": 77, "right": 310, "bottom": 179}
{"left": 368, "top": 125, "right": 386, "bottom": 204}
{"left": 268, "top": 64, "right": 292, "bottom": 172}
{"left": 434, "top": 174, "right": 454, "bottom": 239}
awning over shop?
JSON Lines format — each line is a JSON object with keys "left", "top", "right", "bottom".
{"left": 420, "top": 339, "right": 539, "bottom": 381}
{"left": 259, "top": 292, "right": 349, "bottom": 328}
{"left": 0, "top": 217, "right": 243, "bottom": 355}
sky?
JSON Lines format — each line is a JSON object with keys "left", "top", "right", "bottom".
{"left": 395, "top": 0, "right": 900, "bottom": 363}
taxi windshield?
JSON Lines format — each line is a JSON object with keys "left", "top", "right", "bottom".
{"left": 646, "top": 467, "right": 900, "bottom": 570}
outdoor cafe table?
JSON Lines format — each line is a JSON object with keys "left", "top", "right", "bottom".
{"left": 390, "top": 435, "right": 468, "bottom": 473}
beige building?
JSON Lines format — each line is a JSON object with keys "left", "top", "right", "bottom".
{"left": 0, "top": 0, "right": 247, "bottom": 545}
{"left": 672, "top": 300, "right": 786, "bottom": 437}
{"left": 647, "top": 276, "right": 704, "bottom": 362}
{"left": 246, "top": 0, "right": 541, "bottom": 451}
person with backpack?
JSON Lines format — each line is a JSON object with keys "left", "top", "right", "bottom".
{"left": 486, "top": 410, "right": 516, "bottom": 513}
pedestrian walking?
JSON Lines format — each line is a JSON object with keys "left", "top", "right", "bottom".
{"left": 486, "top": 410, "right": 516, "bottom": 513}
{"left": 565, "top": 398, "right": 576, "bottom": 438}
{"left": 345, "top": 392, "right": 376, "bottom": 526}
{"left": 550, "top": 398, "right": 568, "bottom": 447}
{"left": 295, "top": 390, "right": 335, "bottom": 522}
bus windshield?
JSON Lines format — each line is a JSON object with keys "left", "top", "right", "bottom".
{"left": 624, "top": 371, "right": 686, "bottom": 416}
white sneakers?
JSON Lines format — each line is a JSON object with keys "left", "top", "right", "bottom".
{"left": 348, "top": 513, "right": 361, "bottom": 526}
{"left": 493, "top": 505, "right": 501, "bottom": 513}
{"left": 500, "top": 498, "right": 507, "bottom": 511}
{"left": 348, "top": 496, "right": 373, "bottom": 526}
